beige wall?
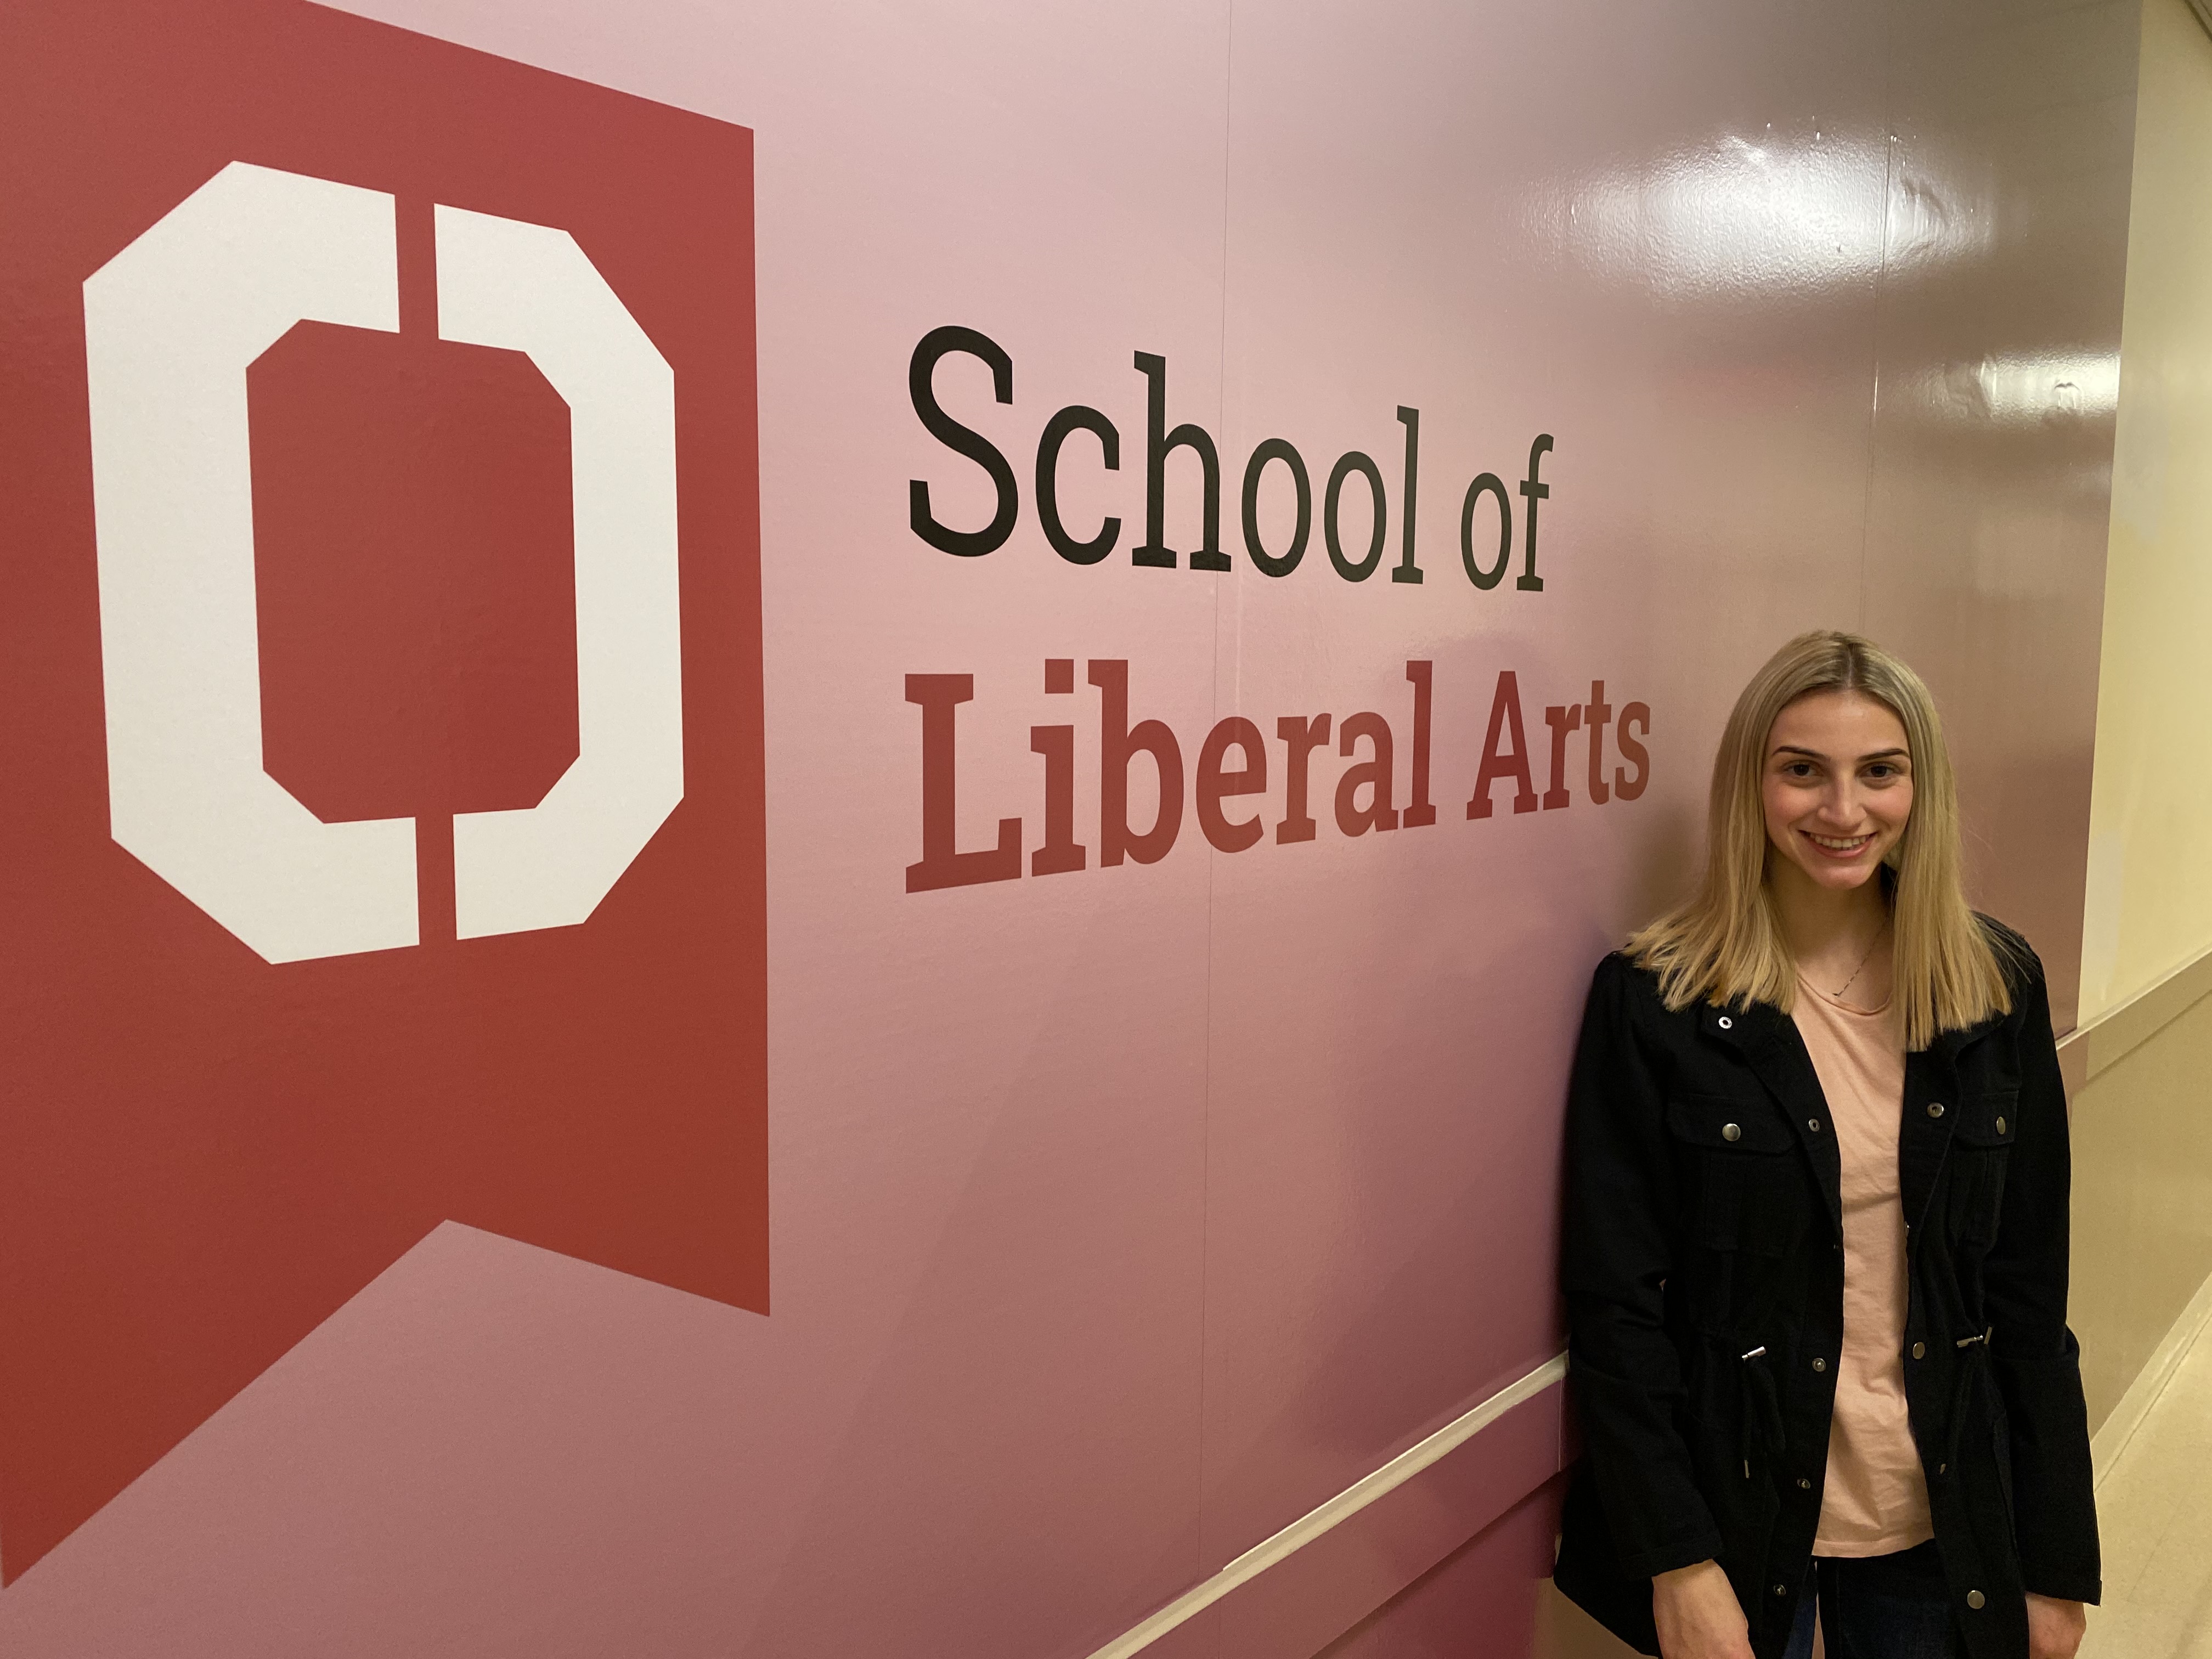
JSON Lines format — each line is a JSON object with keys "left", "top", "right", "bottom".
{"left": 2072, "top": 973, "right": 2212, "bottom": 1429}
{"left": 2070, "top": 0, "right": 2212, "bottom": 1447}
{"left": 2080, "top": 0, "right": 2212, "bottom": 1023}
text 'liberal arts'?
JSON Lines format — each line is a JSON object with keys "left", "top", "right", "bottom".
{"left": 905, "top": 662, "right": 1651, "bottom": 891}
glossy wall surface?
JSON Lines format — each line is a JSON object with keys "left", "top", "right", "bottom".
{"left": 0, "top": 2, "right": 2135, "bottom": 1656}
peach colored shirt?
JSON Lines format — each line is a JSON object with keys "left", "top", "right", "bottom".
{"left": 1792, "top": 976, "right": 1934, "bottom": 1557}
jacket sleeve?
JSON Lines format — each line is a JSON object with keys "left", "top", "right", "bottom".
{"left": 1562, "top": 955, "right": 1724, "bottom": 1580}
{"left": 1985, "top": 947, "right": 2101, "bottom": 1605}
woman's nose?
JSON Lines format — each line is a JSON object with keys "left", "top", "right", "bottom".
{"left": 1815, "top": 782, "right": 1864, "bottom": 825}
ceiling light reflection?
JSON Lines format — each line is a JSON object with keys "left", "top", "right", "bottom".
{"left": 1921, "top": 350, "right": 2120, "bottom": 426}
{"left": 1533, "top": 131, "right": 1988, "bottom": 301}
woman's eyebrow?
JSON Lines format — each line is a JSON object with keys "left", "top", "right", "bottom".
{"left": 1768, "top": 744, "right": 1911, "bottom": 762}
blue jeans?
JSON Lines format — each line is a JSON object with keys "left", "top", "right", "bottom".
{"left": 1782, "top": 1541, "right": 1966, "bottom": 1659}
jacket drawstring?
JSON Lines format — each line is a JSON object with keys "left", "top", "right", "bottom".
{"left": 1944, "top": 1326, "right": 1995, "bottom": 1475}
{"left": 1739, "top": 1344, "right": 1785, "bottom": 1479}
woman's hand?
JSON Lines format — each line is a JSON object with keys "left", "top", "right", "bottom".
{"left": 1652, "top": 1560, "right": 1754, "bottom": 1659}
{"left": 2026, "top": 1593, "right": 2086, "bottom": 1659}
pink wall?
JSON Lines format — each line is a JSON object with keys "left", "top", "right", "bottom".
{"left": 0, "top": 1, "right": 2135, "bottom": 1655}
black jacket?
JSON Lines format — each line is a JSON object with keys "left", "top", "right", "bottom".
{"left": 1553, "top": 928, "right": 2099, "bottom": 1659}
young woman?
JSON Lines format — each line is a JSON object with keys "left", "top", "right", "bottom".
{"left": 1552, "top": 633, "right": 2098, "bottom": 1659}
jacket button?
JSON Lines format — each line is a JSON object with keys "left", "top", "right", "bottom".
{"left": 1967, "top": 1590, "right": 1986, "bottom": 1610}
{"left": 1723, "top": 1123, "right": 1742, "bottom": 1142}
{"left": 1812, "top": 1357, "right": 1828, "bottom": 1373}
{"left": 1928, "top": 1103, "right": 1946, "bottom": 1119}
{"left": 1912, "top": 1342, "right": 1926, "bottom": 1359}
{"left": 1797, "top": 1477, "right": 1813, "bottom": 1490}
{"left": 1807, "top": 1118, "right": 1822, "bottom": 1133}
{"left": 1773, "top": 1584, "right": 1788, "bottom": 1597}
{"left": 1996, "top": 1115, "right": 2008, "bottom": 1135}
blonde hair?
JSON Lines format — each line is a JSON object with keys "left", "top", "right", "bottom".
{"left": 1628, "top": 629, "right": 2011, "bottom": 1049}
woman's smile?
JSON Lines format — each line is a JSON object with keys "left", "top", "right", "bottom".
{"left": 1802, "top": 829, "right": 1877, "bottom": 857}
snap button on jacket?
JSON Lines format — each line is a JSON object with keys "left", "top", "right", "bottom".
{"left": 1552, "top": 928, "right": 2098, "bottom": 1659}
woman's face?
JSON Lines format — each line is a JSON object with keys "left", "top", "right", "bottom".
{"left": 1761, "top": 689, "right": 1914, "bottom": 894}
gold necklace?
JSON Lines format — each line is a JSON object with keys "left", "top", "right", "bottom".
{"left": 1827, "top": 921, "right": 1889, "bottom": 1001}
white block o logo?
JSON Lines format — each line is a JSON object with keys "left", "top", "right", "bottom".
{"left": 82, "top": 161, "right": 684, "bottom": 964}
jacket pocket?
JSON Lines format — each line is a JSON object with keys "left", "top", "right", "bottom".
{"left": 1946, "top": 1088, "right": 2017, "bottom": 1247}
{"left": 1666, "top": 1094, "right": 1801, "bottom": 1261}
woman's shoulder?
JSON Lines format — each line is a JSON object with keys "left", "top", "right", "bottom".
{"left": 1579, "top": 949, "right": 1738, "bottom": 1080}
{"left": 1589, "top": 946, "right": 1657, "bottom": 992}
{"left": 1972, "top": 912, "right": 2047, "bottom": 997}
{"left": 1587, "top": 947, "right": 1686, "bottom": 1023}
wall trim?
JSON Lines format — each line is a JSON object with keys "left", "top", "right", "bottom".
{"left": 2059, "top": 941, "right": 2212, "bottom": 1083}
{"left": 1083, "top": 1353, "right": 1568, "bottom": 1659}
{"left": 2091, "top": 1263, "right": 2212, "bottom": 1486}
